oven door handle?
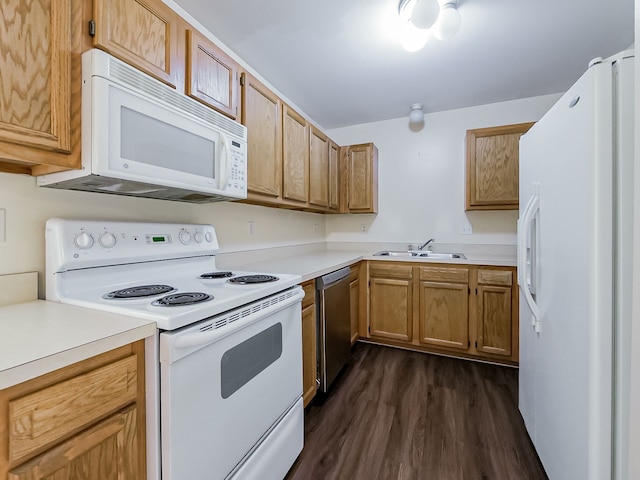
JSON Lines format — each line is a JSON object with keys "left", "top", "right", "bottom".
{"left": 174, "top": 329, "right": 221, "bottom": 350}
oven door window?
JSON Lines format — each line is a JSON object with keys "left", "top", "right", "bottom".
{"left": 220, "top": 323, "right": 283, "bottom": 399}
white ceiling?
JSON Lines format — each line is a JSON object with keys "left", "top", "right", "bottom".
{"left": 173, "top": 0, "right": 634, "bottom": 129}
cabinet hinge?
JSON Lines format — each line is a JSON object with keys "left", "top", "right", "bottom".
{"left": 468, "top": 340, "right": 470, "bottom": 348}
{"left": 468, "top": 287, "right": 471, "bottom": 295}
{"left": 239, "top": 72, "right": 245, "bottom": 86}
{"left": 88, "top": 20, "right": 96, "bottom": 37}
{"left": 475, "top": 341, "right": 478, "bottom": 348}
{"left": 476, "top": 288, "right": 478, "bottom": 295}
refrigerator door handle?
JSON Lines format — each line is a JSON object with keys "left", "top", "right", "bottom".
{"left": 518, "top": 190, "right": 540, "bottom": 329}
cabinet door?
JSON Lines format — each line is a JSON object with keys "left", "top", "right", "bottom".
{"left": 418, "top": 266, "right": 469, "bottom": 350}
{"left": 0, "top": 0, "right": 81, "bottom": 174}
{"left": 328, "top": 141, "right": 340, "bottom": 211}
{"left": 344, "top": 143, "right": 378, "bottom": 213}
{"left": 476, "top": 269, "right": 513, "bottom": 357}
{"left": 349, "top": 273, "right": 360, "bottom": 345}
{"left": 369, "top": 264, "right": 413, "bottom": 342}
{"left": 301, "top": 285, "right": 317, "bottom": 407}
{"left": 465, "top": 122, "right": 534, "bottom": 210}
{"left": 282, "top": 105, "right": 309, "bottom": 204}
{"left": 241, "top": 72, "right": 282, "bottom": 200}
{"left": 8, "top": 406, "right": 140, "bottom": 480}
{"left": 92, "top": 0, "right": 179, "bottom": 88}
{"left": 309, "top": 126, "right": 329, "bottom": 208}
{"left": 186, "top": 29, "right": 238, "bottom": 119}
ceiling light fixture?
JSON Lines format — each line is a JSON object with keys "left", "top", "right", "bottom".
{"left": 409, "top": 103, "right": 424, "bottom": 124}
{"left": 398, "top": 0, "right": 461, "bottom": 51}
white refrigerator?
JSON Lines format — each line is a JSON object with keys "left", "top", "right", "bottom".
{"left": 518, "top": 50, "right": 634, "bottom": 480}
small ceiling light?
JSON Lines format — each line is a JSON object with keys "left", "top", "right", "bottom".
{"left": 409, "top": 103, "right": 424, "bottom": 124}
{"left": 410, "top": 0, "right": 440, "bottom": 29}
{"left": 433, "top": 0, "right": 461, "bottom": 40}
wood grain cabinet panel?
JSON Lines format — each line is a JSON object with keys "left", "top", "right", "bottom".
{"left": 309, "top": 126, "right": 329, "bottom": 208}
{"left": 341, "top": 143, "right": 378, "bottom": 213}
{"left": 419, "top": 279, "right": 469, "bottom": 350}
{"left": 186, "top": 29, "right": 238, "bottom": 119}
{"left": 349, "top": 266, "right": 360, "bottom": 345}
{"left": 0, "top": 0, "right": 84, "bottom": 174}
{"left": 8, "top": 405, "right": 138, "bottom": 480}
{"left": 241, "top": 72, "right": 283, "bottom": 200}
{"left": 328, "top": 141, "right": 340, "bottom": 211}
{"left": 282, "top": 105, "right": 309, "bottom": 205}
{"left": 465, "top": 122, "right": 534, "bottom": 210}
{"left": 301, "top": 280, "right": 317, "bottom": 407}
{"left": 368, "top": 263, "right": 413, "bottom": 342}
{"left": 0, "top": 342, "right": 146, "bottom": 479}
{"left": 92, "top": 0, "right": 180, "bottom": 88}
{"left": 476, "top": 268, "right": 514, "bottom": 357}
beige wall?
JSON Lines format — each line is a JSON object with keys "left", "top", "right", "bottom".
{"left": 326, "top": 93, "right": 561, "bottom": 246}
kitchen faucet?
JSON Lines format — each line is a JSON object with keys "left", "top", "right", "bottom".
{"left": 418, "top": 238, "right": 435, "bottom": 251}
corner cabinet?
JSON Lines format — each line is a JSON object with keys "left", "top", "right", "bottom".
{"left": 363, "top": 261, "right": 518, "bottom": 365}
{"left": 282, "top": 105, "right": 309, "bottom": 206}
{"left": 308, "top": 126, "right": 329, "bottom": 209}
{"left": 341, "top": 143, "right": 378, "bottom": 214}
{"left": 0, "top": 0, "right": 83, "bottom": 175}
{"left": 465, "top": 122, "right": 535, "bottom": 211}
{"left": 0, "top": 342, "right": 147, "bottom": 479}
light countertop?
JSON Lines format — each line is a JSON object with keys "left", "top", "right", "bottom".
{"left": 0, "top": 300, "right": 156, "bottom": 389}
{"left": 225, "top": 248, "right": 516, "bottom": 282}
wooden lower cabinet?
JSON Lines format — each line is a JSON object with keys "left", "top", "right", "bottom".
{"left": 349, "top": 265, "right": 360, "bottom": 345}
{"left": 0, "top": 342, "right": 147, "bottom": 479}
{"left": 368, "top": 263, "right": 413, "bottom": 342}
{"left": 418, "top": 266, "right": 470, "bottom": 350}
{"left": 301, "top": 280, "right": 317, "bottom": 407}
{"left": 364, "top": 261, "right": 518, "bottom": 365}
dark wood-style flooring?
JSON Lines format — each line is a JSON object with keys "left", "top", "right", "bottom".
{"left": 286, "top": 343, "right": 548, "bottom": 480}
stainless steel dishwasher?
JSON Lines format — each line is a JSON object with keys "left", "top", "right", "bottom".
{"left": 316, "top": 266, "right": 352, "bottom": 393}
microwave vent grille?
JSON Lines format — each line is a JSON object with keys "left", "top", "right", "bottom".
{"left": 107, "top": 58, "right": 246, "bottom": 141}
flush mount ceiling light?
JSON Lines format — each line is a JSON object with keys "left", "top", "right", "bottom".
{"left": 409, "top": 103, "right": 424, "bottom": 124}
{"left": 398, "top": 0, "right": 461, "bottom": 51}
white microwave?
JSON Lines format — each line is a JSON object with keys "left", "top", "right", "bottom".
{"left": 37, "top": 49, "right": 248, "bottom": 203}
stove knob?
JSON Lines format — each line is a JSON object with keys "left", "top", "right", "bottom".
{"left": 178, "top": 230, "right": 192, "bottom": 245}
{"left": 204, "top": 231, "right": 213, "bottom": 243}
{"left": 194, "top": 232, "right": 204, "bottom": 243}
{"left": 99, "top": 232, "right": 117, "bottom": 249}
{"left": 74, "top": 232, "right": 94, "bottom": 249}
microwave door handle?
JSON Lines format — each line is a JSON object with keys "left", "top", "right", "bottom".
{"left": 218, "top": 134, "right": 232, "bottom": 190}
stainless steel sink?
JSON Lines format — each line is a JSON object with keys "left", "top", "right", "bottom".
{"left": 373, "top": 251, "right": 466, "bottom": 259}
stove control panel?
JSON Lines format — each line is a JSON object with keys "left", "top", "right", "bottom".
{"left": 46, "top": 219, "right": 220, "bottom": 272}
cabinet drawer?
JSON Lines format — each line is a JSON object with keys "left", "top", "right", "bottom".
{"left": 302, "top": 280, "right": 316, "bottom": 309}
{"left": 419, "top": 266, "right": 469, "bottom": 283}
{"left": 8, "top": 355, "right": 138, "bottom": 462}
{"left": 369, "top": 263, "right": 412, "bottom": 280}
{"left": 478, "top": 269, "right": 513, "bottom": 286}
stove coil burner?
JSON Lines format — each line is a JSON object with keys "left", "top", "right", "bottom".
{"left": 199, "top": 271, "right": 234, "bottom": 279}
{"left": 152, "top": 292, "right": 213, "bottom": 307}
{"left": 104, "top": 284, "right": 176, "bottom": 299}
{"left": 228, "top": 275, "right": 279, "bottom": 285}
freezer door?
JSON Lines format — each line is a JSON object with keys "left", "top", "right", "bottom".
{"left": 518, "top": 60, "right": 614, "bottom": 480}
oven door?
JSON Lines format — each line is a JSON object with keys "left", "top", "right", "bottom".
{"left": 159, "top": 287, "right": 304, "bottom": 480}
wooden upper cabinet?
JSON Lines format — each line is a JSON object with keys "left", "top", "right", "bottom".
{"left": 328, "top": 141, "right": 340, "bottom": 211}
{"left": 241, "top": 72, "right": 282, "bottom": 200}
{"left": 282, "top": 105, "right": 309, "bottom": 205}
{"left": 92, "top": 0, "right": 180, "bottom": 88}
{"left": 342, "top": 143, "right": 378, "bottom": 213}
{"left": 0, "top": 0, "right": 82, "bottom": 175}
{"left": 465, "top": 122, "right": 535, "bottom": 211}
{"left": 309, "top": 126, "right": 329, "bottom": 208}
{"left": 186, "top": 29, "right": 239, "bottom": 119}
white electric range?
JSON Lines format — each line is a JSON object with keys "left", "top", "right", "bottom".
{"left": 45, "top": 218, "right": 305, "bottom": 480}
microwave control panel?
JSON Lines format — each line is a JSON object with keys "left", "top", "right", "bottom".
{"left": 226, "top": 139, "right": 247, "bottom": 195}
